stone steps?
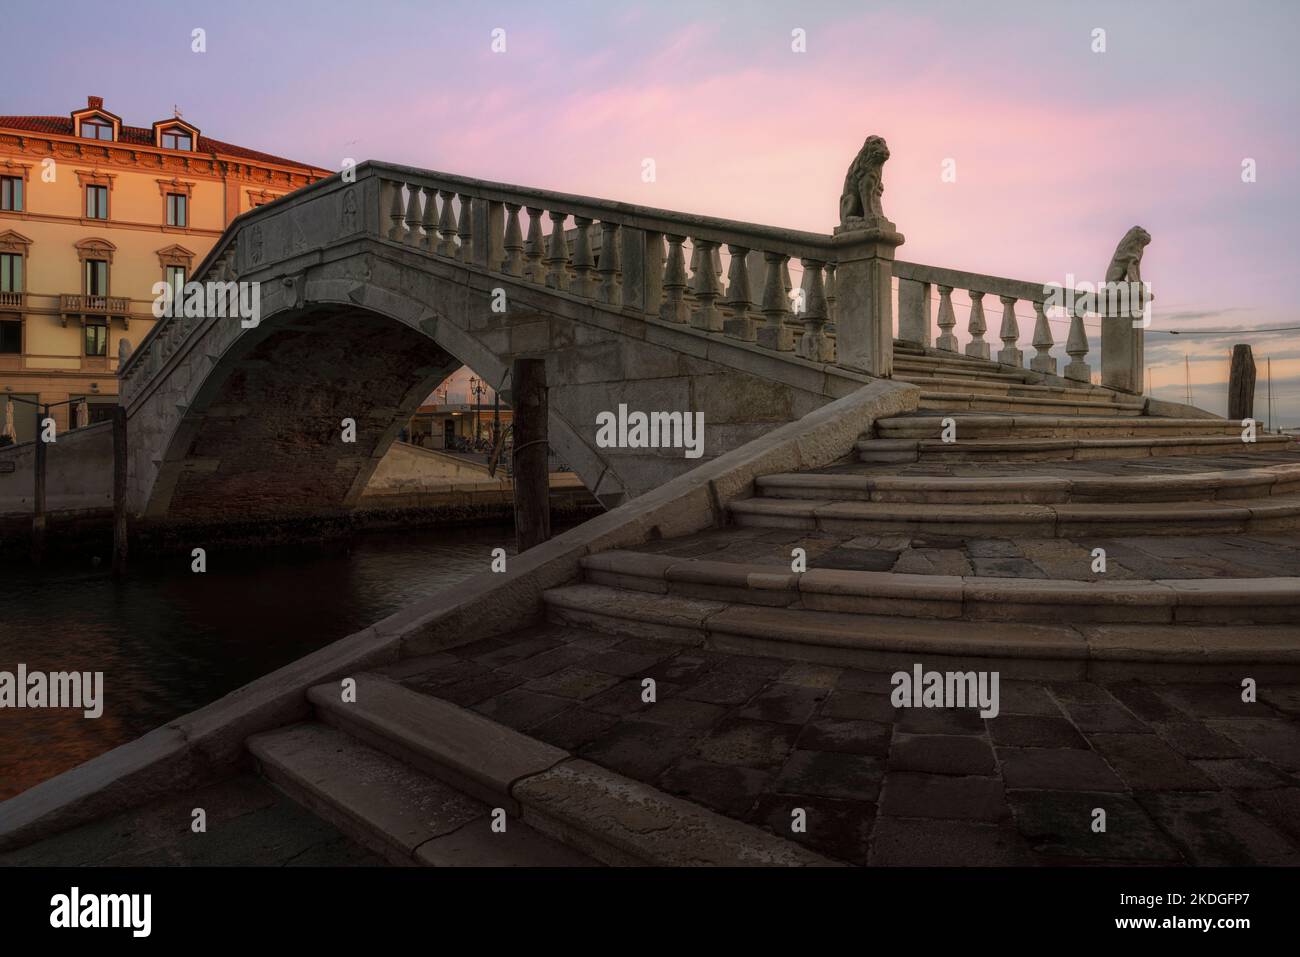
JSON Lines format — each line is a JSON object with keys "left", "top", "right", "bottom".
{"left": 896, "top": 373, "right": 1119, "bottom": 402}
{"left": 916, "top": 392, "right": 1146, "bottom": 416}
{"left": 755, "top": 463, "right": 1300, "bottom": 504}
{"left": 892, "top": 358, "right": 1036, "bottom": 384}
{"left": 875, "top": 414, "right": 1250, "bottom": 440}
{"left": 265, "top": 674, "right": 832, "bottom": 867}
{"left": 857, "top": 433, "right": 1295, "bottom": 464}
{"left": 578, "top": 550, "right": 1300, "bottom": 625}
{"left": 248, "top": 720, "right": 594, "bottom": 866}
{"left": 542, "top": 583, "right": 1300, "bottom": 682}
{"left": 726, "top": 493, "right": 1300, "bottom": 537}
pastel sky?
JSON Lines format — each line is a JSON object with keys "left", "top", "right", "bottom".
{"left": 5, "top": 0, "right": 1298, "bottom": 422}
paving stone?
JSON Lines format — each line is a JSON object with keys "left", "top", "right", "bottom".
{"left": 694, "top": 718, "right": 801, "bottom": 770}
{"left": 1006, "top": 789, "right": 1182, "bottom": 862}
{"left": 1259, "top": 686, "right": 1300, "bottom": 717}
{"left": 434, "top": 670, "right": 527, "bottom": 707}
{"left": 564, "top": 632, "right": 626, "bottom": 651}
{"left": 658, "top": 757, "right": 773, "bottom": 818}
{"left": 584, "top": 678, "right": 660, "bottom": 717}
{"left": 971, "top": 556, "right": 1047, "bottom": 578}
{"left": 613, "top": 637, "right": 688, "bottom": 657}
{"left": 773, "top": 750, "right": 884, "bottom": 801}
{"left": 470, "top": 636, "right": 564, "bottom": 667}
{"left": 988, "top": 714, "right": 1088, "bottom": 749}
{"left": 966, "top": 539, "right": 1023, "bottom": 559}
{"left": 995, "top": 680, "right": 1062, "bottom": 716}
{"left": 879, "top": 771, "right": 1009, "bottom": 823}
{"left": 888, "top": 734, "right": 996, "bottom": 775}
{"left": 796, "top": 717, "right": 892, "bottom": 757}
{"left": 637, "top": 697, "right": 729, "bottom": 731}
{"left": 1204, "top": 717, "right": 1300, "bottom": 770}
{"left": 1106, "top": 682, "right": 1186, "bottom": 722}
{"left": 528, "top": 707, "right": 620, "bottom": 751}
{"left": 451, "top": 636, "right": 510, "bottom": 659}
{"left": 1151, "top": 719, "right": 1245, "bottom": 759}
{"left": 400, "top": 658, "right": 492, "bottom": 693}
{"left": 643, "top": 653, "right": 717, "bottom": 685}
{"left": 1156, "top": 684, "right": 1264, "bottom": 719}
{"left": 580, "top": 719, "right": 697, "bottom": 781}
{"left": 499, "top": 645, "right": 593, "bottom": 678}
{"left": 779, "top": 664, "right": 843, "bottom": 689}
{"left": 869, "top": 818, "right": 1035, "bottom": 866}
{"left": 895, "top": 706, "right": 987, "bottom": 735}
{"left": 1085, "top": 733, "right": 1218, "bottom": 791}
{"left": 679, "top": 671, "right": 769, "bottom": 706}
{"left": 834, "top": 669, "right": 897, "bottom": 694}
{"left": 711, "top": 653, "right": 787, "bottom": 677}
{"left": 581, "top": 649, "right": 673, "bottom": 678}
{"left": 751, "top": 794, "right": 874, "bottom": 866}
{"left": 1232, "top": 787, "right": 1300, "bottom": 843}
{"left": 997, "top": 748, "right": 1125, "bottom": 791}
{"left": 736, "top": 683, "right": 826, "bottom": 725}
{"left": 1051, "top": 699, "right": 1148, "bottom": 733}
{"left": 470, "top": 688, "right": 572, "bottom": 731}
{"left": 823, "top": 691, "right": 896, "bottom": 722}
{"left": 1189, "top": 759, "right": 1294, "bottom": 790}
{"left": 524, "top": 667, "right": 624, "bottom": 701}
{"left": 812, "top": 547, "right": 899, "bottom": 572}
{"left": 1136, "top": 791, "right": 1300, "bottom": 865}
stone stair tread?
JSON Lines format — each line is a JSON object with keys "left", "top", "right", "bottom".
{"left": 307, "top": 675, "right": 567, "bottom": 806}
{"left": 248, "top": 721, "right": 593, "bottom": 866}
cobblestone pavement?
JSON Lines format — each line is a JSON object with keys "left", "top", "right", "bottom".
{"left": 0, "top": 774, "right": 384, "bottom": 866}
{"left": 398, "top": 624, "right": 1300, "bottom": 866}
{"left": 626, "top": 525, "right": 1300, "bottom": 581}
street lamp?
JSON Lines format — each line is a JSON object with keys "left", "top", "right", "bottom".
{"left": 469, "top": 375, "right": 485, "bottom": 448}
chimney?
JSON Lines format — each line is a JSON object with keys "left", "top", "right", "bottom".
{"left": 87, "top": 96, "right": 103, "bottom": 110}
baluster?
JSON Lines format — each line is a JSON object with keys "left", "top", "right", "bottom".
{"left": 403, "top": 183, "right": 422, "bottom": 245}
{"left": 997, "top": 295, "right": 1022, "bottom": 367}
{"left": 436, "top": 190, "right": 457, "bottom": 257}
{"left": 797, "top": 259, "right": 832, "bottom": 361}
{"left": 690, "top": 239, "right": 722, "bottom": 331}
{"left": 502, "top": 203, "right": 524, "bottom": 274}
{"left": 545, "top": 211, "right": 570, "bottom": 290}
{"left": 1064, "top": 299, "right": 1091, "bottom": 382}
{"left": 936, "top": 285, "right": 958, "bottom": 352}
{"left": 386, "top": 181, "right": 405, "bottom": 241}
{"left": 823, "top": 262, "right": 837, "bottom": 337}
{"left": 1030, "top": 301, "right": 1056, "bottom": 373}
{"left": 897, "top": 279, "right": 931, "bottom": 346}
{"left": 965, "top": 290, "right": 990, "bottom": 360}
{"left": 523, "top": 207, "right": 545, "bottom": 282}
{"left": 757, "top": 251, "right": 794, "bottom": 351}
{"left": 660, "top": 234, "right": 689, "bottom": 323}
{"left": 420, "top": 187, "right": 438, "bottom": 250}
{"left": 571, "top": 216, "right": 595, "bottom": 297}
{"left": 597, "top": 221, "right": 620, "bottom": 306}
{"left": 722, "top": 244, "right": 755, "bottom": 341}
{"left": 456, "top": 193, "right": 473, "bottom": 261}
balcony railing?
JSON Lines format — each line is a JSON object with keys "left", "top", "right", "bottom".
{"left": 0, "top": 291, "right": 23, "bottom": 310}
{"left": 60, "top": 293, "right": 131, "bottom": 315}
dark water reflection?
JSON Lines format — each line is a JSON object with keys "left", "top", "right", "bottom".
{"left": 0, "top": 523, "right": 524, "bottom": 800}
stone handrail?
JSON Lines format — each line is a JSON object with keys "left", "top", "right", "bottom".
{"left": 893, "top": 260, "right": 1095, "bottom": 381}
{"left": 371, "top": 162, "right": 842, "bottom": 362}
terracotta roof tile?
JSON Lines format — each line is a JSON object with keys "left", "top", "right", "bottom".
{"left": 0, "top": 115, "right": 324, "bottom": 171}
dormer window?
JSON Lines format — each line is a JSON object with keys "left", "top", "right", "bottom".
{"left": 153, "top": 119, "right": 199, "bottom": 152}
{"left": 161, "top": 130, "right": 192, "bottom": 150}
{"left": 81, "top": 116, "right": 115, "bottom": 141}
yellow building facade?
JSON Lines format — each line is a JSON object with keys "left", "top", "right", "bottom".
{"left": 0, "top": 96, "right": 327, "bottom": 440}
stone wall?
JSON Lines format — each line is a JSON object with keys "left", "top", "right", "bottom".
{"left": 0, "top": 422, "right": 113, "bottom": 516}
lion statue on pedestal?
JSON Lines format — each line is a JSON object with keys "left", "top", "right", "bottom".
{"left": 839, "top": 135, "right": 892, "bottom": 229}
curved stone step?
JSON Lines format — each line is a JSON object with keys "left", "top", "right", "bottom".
{"left": 858, "top": 434, "right": 1296, "bottom": 463}
{"left": 542, "top": 583, "right": 1300, "bottom": 682}
{"left": 726, "top": 494, "right": 1300, "bottom": 536}
{"left": 756, "top": 463, "right": 1300, "bottom": 504}
{"left": 248, "top": 721, "right": 595, "bottom": 866}
{"left": 578, "top": 550, "right": 1300, "bottom": 625}
{"left": 876, "top": 414, "right": 1248, "bottom": 440}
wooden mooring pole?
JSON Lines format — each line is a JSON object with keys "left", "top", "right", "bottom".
{"left": 31, "top": 403, "right": 47, "bottom": 566}
{"left": 1228, "top": 343, "right": 1256, "bottom": 423}
{"left": 511, "top": 358, "right": 551, "bottom": 553}
{"left": 112, "top": 405, "right": 128, "bottom": 578}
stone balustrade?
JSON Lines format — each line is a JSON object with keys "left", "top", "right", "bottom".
{"left": 893, "top": 260, "right": 1096, "bottom": 383}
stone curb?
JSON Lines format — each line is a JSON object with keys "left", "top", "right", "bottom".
{"left": 0, "top": 377, "right": 916, "bottom": 852}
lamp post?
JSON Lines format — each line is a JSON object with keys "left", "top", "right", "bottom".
{"left": 469, "top": 375, "right": 485, "bottom": 447}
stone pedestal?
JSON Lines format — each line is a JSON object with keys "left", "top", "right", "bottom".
{"left": 831, "top": 222, "right": 904, "bottom": 378}
{"left": 1101, "top": 314, "right": 1144, "bottom": 394}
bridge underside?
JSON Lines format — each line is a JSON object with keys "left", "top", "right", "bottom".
{"left": 146, "top": 306, "right": 458, "bottom": 523}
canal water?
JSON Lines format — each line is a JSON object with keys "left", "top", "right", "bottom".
{"left": 0, "top": 523, "right": 527, "bottom": 801}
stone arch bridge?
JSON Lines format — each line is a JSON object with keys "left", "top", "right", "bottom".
{"left": 116, "top": 157, "right": 1154, "bottom": 526}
